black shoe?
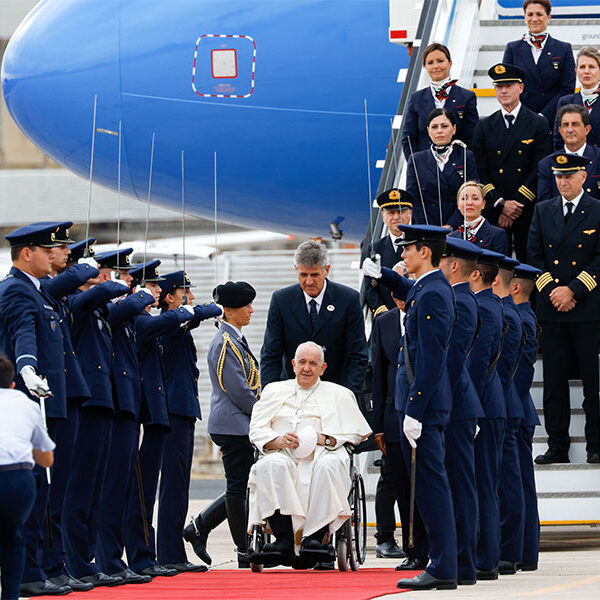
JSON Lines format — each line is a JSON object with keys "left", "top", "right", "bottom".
{"left": 109, "top": 569, "right": 151, "bottom": 584}
{"left": 587, "top": 453, "right": 600, "bottom": 464}
{"left": 238, "top": 552, "right": 250, "bottom": 568}
{"left": 517, "top": 562, "right": 538, "bottom": 571}
{"left": 534, "top": 450, "right": 570, "bottom": 465}
{"left": 376, "top": 540, "right": 406, "bottom": 559}
{"left": 476, "top": 567, "right": 499, "bottom": 580}
{"left": 138, "top": 564, "right": 178, "bottom": 577}
{"left": 48, "top": 574, "right": 93, "bottom": 591}
{"left": 498, "top": 560, "right": 517, "bottom": 574}
{"left": 314, "top": 561, "right": 335, "bottom": 570}
{"left": 373, "top": 458, "right": 383, "bottom": 467}
{"left": 458, "top": 578, "right": 476, "bottom": 585}
{"left": 182, "top": 493, "right": 227, "bottom": 565}
{"left": 395, "top": 556, "right": 428, "bottom": 571}
{"left": 20, "top": 580, "right": 72, "bottom": 597}
{"left": 162, "top": 561, "right": 208, "bottom": 573}
{"left": 78, "top": 572, "right": 124, "bottom": 587}
{"left": 397, "top": 571, "right": 457, "bottom": 590}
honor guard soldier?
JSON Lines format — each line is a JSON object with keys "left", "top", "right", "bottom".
{"left": 492, "top": 256, "right": 526, "bottom": 575}
{"left": 0, "top": 223, "right": 70, "bottom": 597}
{"left": 472, "top": 63, "right": 552, "bottom": 262}
{"left": 185, "top": 282, "right": 260, "bottom": 568}
{"left": 362, "top": 188, "right": 413, "bottom": 318}
{"left": 467, "top": 249, "right": 506, "bottom": 580}
{"left": 528, "top": 153, "right": 600, "bottom": 464}
{"left": 510, "top": 263, "right": 543, "bottom": 571}
{"left": 155, "top": 272, "right": 221, "bottom": 571}
{"left": 124, "top": 261, "right": 199, "bottom": 578}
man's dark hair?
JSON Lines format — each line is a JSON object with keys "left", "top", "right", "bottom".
{"left": 498, "top": 268, "right": 514, "bottom": 287}
{"left": 158, "top": 289, "right": 172, "bottom": 310}
{"left": 476, "top": 262, "right": 499, "bottom": 286}
{"left": 453, "top": 257, "right": 477, "bottom": 277}
{"left": 10, "top": 245, "right": 34, "bottom": 262}
{"left": 415, "top": 240, "right": 446, "bottom": 267}
{"left": 558, "top": 103, "right": 590, "bottom": 128}
{"left": 514, "top": 277, "right": 535, "bottom": 298}
{"left": 523, "top": 0, "right": 551, "bottom": 15}
{"left": 422, "top": 43, "right": 451, "bottom": 66}
{"left": 0, "top": 355, "right": 15, "bottom": 388}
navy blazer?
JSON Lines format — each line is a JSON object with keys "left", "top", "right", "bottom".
{"left": 538, "top": 144, "right": 600, "bottom": 202}
{"left": 371, "top": 307, "right": 403, "bottom": 442}
{"left": 107, "top": 291, "right": 154, "bottom": 418}
{"left": 468, "top": 288, "right": 506, "bottom": 420}
{"left": 0, "top": 267, "right": 66, "bottom": 418}
{"left": 514, "top": 302, "right": 541, "bottom": 427}
{"left": 260, "top": 280, "right": 368, "bottom": 398}
{"left": 448, "top": 219, "right": 510, "bottom": 255}
{"left": 504, "top": 35, "right": 576, "bottom": 126}
{"left": 406, "top": 146, "right": 479, "bottom": 226}
{"left": 498, "top": 295, "right": 525, "bottom": 419}
{"left": 554, "top": 92, "right": 600, "bottom": 149}
{"left": 448, "top": 282, "right": 485, "bottom": 421}
{"left": 134, "top": 307, "right": 194, "bottom": 428}
{"left": 362, "top": 235, "right": 403, "bottom": 314}
{"left": 401, "top": 85, "right": 479, "bottom": 158}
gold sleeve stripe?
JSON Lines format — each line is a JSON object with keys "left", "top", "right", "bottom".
{"left": 536, "top": 272, "right": 553, "bottom": 292}
{"left": 373, "top": 305, "right": 389, "bottom": 317}
{"left": 577, "top": 271, "right": 597, "bottom": 292}
{"left": 518, "top": 185, "right": 536, "bottom": 202}
{"left": 481, "top": 183, "right": 495, "bottom": 197}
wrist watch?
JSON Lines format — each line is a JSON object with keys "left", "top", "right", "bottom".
{"left": 324, "top": 436, "right": 332, "bottom": 447}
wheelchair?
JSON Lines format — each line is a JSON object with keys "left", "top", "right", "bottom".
{"left": 247, "top": 445, "right": 367, "bottom": 572}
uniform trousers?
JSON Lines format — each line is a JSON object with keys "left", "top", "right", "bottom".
{"left": 378, "top": 441, "right": 427, "bottom": 559}
{"left": 474, "top": 417, "right": 506, "bottom": 571}
{"left": 41, "top": 400, "right": 80, "bottom": 578}
{"left": 157, "top": 415, "right": 196, "bottom": 565}
{"left": 95, "top": 413, "right": 139, "bottom": 574}
{"left": 517, "top": 425, "right": 540, "bottom": 565}
{"left": 125, "top": 426, "right": 165, "bottom": 572}
{"left": 374, "top": 455, "right": 398, "bottom": 544}
{"left": 445, "top": 419, "right": 478, "bottom": 581}
{"left": 210, "top": 434, "right": 255, "bottom": 498}
{"left": 400, "top": 422, "right": 457, "bottom": 580}
{"left": 0, "top": 469, "right": 36, "bottom": 600}
{"left": 540, "top": 321, "right": 600, "bottom": 454}
{"left": 500, "top": 417, "right": 525, "bottom": 563}
{"left": 62, "top": 406, "right": 113, "bottom": 578}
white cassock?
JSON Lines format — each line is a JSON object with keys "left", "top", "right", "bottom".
{"left": 248, "top": 378, "right": 372, "bottom": 540}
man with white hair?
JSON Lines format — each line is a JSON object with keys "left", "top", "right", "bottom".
{"left": 248, "top": 341, "right": 371, "bottom": 568}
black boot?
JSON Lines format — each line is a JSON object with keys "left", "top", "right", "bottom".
{"left": 225, "top": 496, "right": 250, "bottom": 568}
{"left": 263, "top": 511, "right": 295, "bottom": 566}
{"left": 183, "top": 493, "right": 227, "bottom": 565}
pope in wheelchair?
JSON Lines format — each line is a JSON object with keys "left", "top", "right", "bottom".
{"left": 247, "top": 341, "right": 372, "bottom": 569}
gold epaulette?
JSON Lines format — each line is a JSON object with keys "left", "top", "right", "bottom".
{"left": 373, "top": 305, "right": 389, "bottom": 317}
{"left": 536, "top": 272, "right": 554, "bottom": 292}
{"left": 518, "top": 185, "right": 535, "bottom": 202}
{"left": 217, "top": 332, "right": 261, "bottom": 396}
{"left": 481, "top": 183, "right": 495, "bottom": 198}
{"left": 576, "top": 271, "right": 597, "bottom": 292}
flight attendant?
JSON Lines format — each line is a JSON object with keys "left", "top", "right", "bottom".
{"left": 406, "top": 108, "right": 479, "bottom": 226}
{"left": 401, "top": 43, "right": 478, "bottom": 158}
{"left": 503, "top": 0, "right": 575, "bottom": 128}
{"left": 554, "top": 47, "right": 600, "bottom": 149}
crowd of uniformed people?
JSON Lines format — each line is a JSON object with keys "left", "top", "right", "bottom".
{"left": 2, "top": 0, "right": 600, "bottom": 596}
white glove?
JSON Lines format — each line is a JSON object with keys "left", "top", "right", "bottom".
{"left": 363, "top": 254, "right": 382, "bottom": 279}
{"left": 475, "top": 424, "right": 480, "bottom": 439}
{"left": 21, "top": 365, "right": 51, "bottom": 399}
{"left": 137, "top": 287, "right": 154, "bottom": 299}
{"left": 403, "top": 415, "right": 422, "bottom": 449}
{"left": 181, "top": 304, "right": 194, "bottom": 315}
{"left": 78, "top": 257, "right": 98, "bottom": 268}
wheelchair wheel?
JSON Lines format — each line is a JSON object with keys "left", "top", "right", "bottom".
{"left": 336, "top": 528, "right": 349, "bottom": 572}
{"left": 351, "top": 472, "right": 367, "bottom": 565}
{"left": 248, "top": 525, "right": 268, "bottom": 573}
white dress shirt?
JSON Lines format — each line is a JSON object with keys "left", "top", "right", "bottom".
{"left": 414, "top": 268, "right": 440, "bottom": 285}
{"left": 501, "top": 103, "right": 522, "bottom": 128}
{"left": 562, "top": 190, "right": 584, "bottom": 216}
{"left": 564, "top": 143, "right": 586, "bottom": 157}
{"left": 303, "top": 279, "right": 327, "bottom": 316}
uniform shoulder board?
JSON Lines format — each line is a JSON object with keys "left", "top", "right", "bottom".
{"left": 1, "top": 274, "right": 14, "bottom": 281}
{"left": 583, "top": 229, "right": 597, "bottom": 235}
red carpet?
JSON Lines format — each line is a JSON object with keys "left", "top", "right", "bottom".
{"left": 38, "top": 569, "right": 420, "bottom": 600}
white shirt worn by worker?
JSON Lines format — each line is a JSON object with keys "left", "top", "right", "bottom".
{"left": 0, "top": 388, "right": 55, "bottom": 466}
{"left": 248, "top": 378, "right": 371, "bottom": 541}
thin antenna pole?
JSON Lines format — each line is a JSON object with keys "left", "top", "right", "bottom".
{"left": 463, "top": 143, "right": 467, "bottom": 240}
{"left": 407, "top": 136, "right": 429, "bottom": 225}
{"left": 436, "top": 161, "right": 443, "bottom": 226}
{"left": 214, "top": 151, "right": 218, "bottom": 287}
{"left": 143, "top": 133, "right": 156, "bottom": 282}
{"left": 116, "top": 120, "right": 122, "bottom": 272}
{"left": 85, "top": 95, "right": 98, "bottom": 253}
{"left": 364, "top": 99, "right": 377, "bottom": 258}
{"left": 181, "top": 150, "right": 188, "bottom": 304}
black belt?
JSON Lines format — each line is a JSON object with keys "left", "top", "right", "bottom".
{"left": 0, "top": 462, "right": 33, "bottom": 472}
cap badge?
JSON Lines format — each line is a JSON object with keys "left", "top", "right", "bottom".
{"left": 389, "top": 190, "right": 400, "bottom": 200}
{"left": 50, "top": 233, "right": 55, "bottom": 241}
{"left": 65, "top": 228, "right": 70, "bottom": 237}
{"left": 327, "top": 304, "right": 335, "bottom": 312}
{"left": 556, "top": 155, "right": 568, "bottom": 165}
{"left": 494, "top": 64, "right": 506, "bottom": 74}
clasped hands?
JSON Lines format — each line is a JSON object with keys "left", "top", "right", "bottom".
{"left": 265, "top": 431, "right": 336, "bottom": 451}
{"left": 549, "top": 286, "right": 576, "bottom": 312}
{"left": 498, "top": 200, "right": 523, "bottom": 229}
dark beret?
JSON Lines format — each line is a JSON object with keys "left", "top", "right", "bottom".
{"left": 212, "top": 281, "right": 256, "bottom": 308}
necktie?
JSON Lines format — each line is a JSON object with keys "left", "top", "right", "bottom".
{"left": 309, "top": 299, "right": 318, "bottom": 329}
{"left": 505, "top": 114, "right": 515, "bottom": 129}
{"left": 241, "top": 335, "right": 248, "bottom": 347}
{"left": 564, "top": 202, "right": 574, "bottom": 224}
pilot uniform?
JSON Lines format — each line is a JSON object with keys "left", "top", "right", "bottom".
{"left": 472, "top": 63, "right": 552, "bottom": 262}
{"left": 527, "top": 153, "right": 600, "bottom": 462}
{"left": 554, "top": 92, "right": 600, "bottom": 149}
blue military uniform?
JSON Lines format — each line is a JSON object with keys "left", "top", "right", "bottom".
{"left": 554, "top": 92, "right": 600, "bottom": 149}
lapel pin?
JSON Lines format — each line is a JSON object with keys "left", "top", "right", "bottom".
{"left": 327, "top": 304, "right": 335, "bottom": 312}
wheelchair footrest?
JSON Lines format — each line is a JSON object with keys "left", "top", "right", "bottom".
{"left": 247, "top": 550, "right": 295, "bottom": 568}
{"left": 298, "top": 546, "right": 336, "bottom": 565}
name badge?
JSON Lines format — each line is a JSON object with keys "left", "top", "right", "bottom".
{"left": 552, "top": 62, "right": 559, "bottom": 70}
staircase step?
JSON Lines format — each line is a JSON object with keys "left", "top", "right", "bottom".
{"left": 538, "top": 491, "right": 600, "bottom": 498}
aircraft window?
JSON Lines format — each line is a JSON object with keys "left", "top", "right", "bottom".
{"left": 212, "top": 49, "right": 238, "bottom": 79}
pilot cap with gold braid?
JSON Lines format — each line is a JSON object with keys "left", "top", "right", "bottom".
{"left": 488, "top": 62, "right": 525, "bottom": 85}
{"left": 376, "top": 188, "right": 414, "bottom": 211}
{"left": 550, "top": 152, "right": 590, "bottom": 174}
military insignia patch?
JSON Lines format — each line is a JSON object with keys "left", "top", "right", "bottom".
{"left": 521, "top": 139, "right": 534, "bottom": 145}
{"left": 389, "top": 190, "right": 400, "bottom": 200}
{"left": 50, "top": 320, "right": 57, "bottom": 332}
{"left": 552, "top": 62, "right": 559, "bottom": 70}
{"left": 494, "top": 65, "right": 506, "bottom": 74}
{"left": 556, "top": 155, "right": 568, "bottom": 164}
{"left": 583, "top": 229, "right": 596, "bottom": 235}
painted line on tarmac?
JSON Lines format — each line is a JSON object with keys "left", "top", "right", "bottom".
{"left": 512, "top": 575, "right": 600, "bottom": 597}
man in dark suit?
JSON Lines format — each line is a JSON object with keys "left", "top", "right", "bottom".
{"left": 261, "top": 240, "right": 368, "bottom": 399}
{"left": 472, "top": 63, "right": 552, "bottom": 262}
{"left": 528, "top": 153, "right": 600, "bottom": 464}
{"left": 362, "top": 188, "right": 413, "bottom": 319}
{"left": 539, "top": 104, "right": 600, "bottom": 201}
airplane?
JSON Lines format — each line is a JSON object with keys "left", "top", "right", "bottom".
{"left": 1, "top": 0, "right": 409, "bottom": 243}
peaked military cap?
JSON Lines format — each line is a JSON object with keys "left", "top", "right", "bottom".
{"left": 95, "top": 248, "right": 135, "bottom": 270}
{"left": 212, "top": 281, "right": 256, "bottom": 308}
{"left": 129, "top": 260, "right": 164, "bottom": 284}
{"left": 442, "top": 237, "right": 483, "bottom": 260}
{"left": 477, "top": 248, "right": 505, "bottom": 266}
{"left": 396, "top": 224, "right": 450, "bottom": 247}
{"left": 488, "top": 63, "right": 526, "bottom": 85}
{"left": 498, "top": 255, "right": 520, "bottom": 271}
{"left": 32, "top": 221, "right": 75, "bottom": 244}
{"left": 67, "top": 238, "right": 96, "bottom": 263}
{"left": 159, "top": 270, "right": 194, "bottom": 292}
{"left": 376, "top": 188, "right": 414, "bottom": 211}
{"left": 5, "top": 222, "right": 64, "bottom": 248}
{"left": 550, "top": 152, "right": 590, "bottom": 174}
{"left": 513, "top": 263, "right": 543, "bottom": 280}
